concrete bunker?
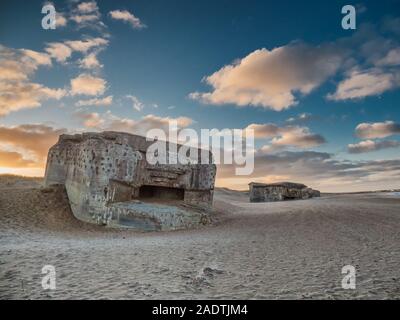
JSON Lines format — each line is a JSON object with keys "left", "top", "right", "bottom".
{"left": 44, "top": 131, "right": 216, "bottom": 231}
{"left": 249, "top": 182, "right": 320, "bottom": 202}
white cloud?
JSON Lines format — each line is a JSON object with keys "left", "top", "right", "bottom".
{"left": 348, "top": 139, "right": 400, "bottom": 153}
{"left": 76, "top": 112, "right": 104, "bottom": 128}
{"left": 78, "top": 52, "right": 103, "bottom": 69}
{"left": 245, "top": 123, "right": 279, "bottom": 138}
{"left": 0, "top": 46, "right": 51, "bottom": 81}
{"left": 286, "top": 113, "right": 313, "bottom": 124}
{"left": 190, "top": 22, "right": 400, "bottom": 108}
{"left": 45, "top": 38, "right": 108, "bottom": 65}
{"left": 270, "top": 126, "right": 326, "bottom": 149}
{"left": 0, "top": 82, "right": 66, "bottom": 116}
{"left": 20, "top": 49, "right": 52, "bottom": 66}
{"left": 64, "top": 38, "right": 108, "bottom": 53}
{"left": 0, "top": 45, "right": 66, "bottom": 116}
{"left": 45, "top": 42, "right": 73, "bottom": 62}
{"left": 75, "top": 111, "right": 193, "bottom": 136}
{"left": 375, "top": 48, "right": 400, "bottom": 66}
{"left": 327, "top": 69, "right": 398, "bottom": 100}
{"left": 70, "top": 74, "right": 107, "bottom": 96}
{"left": 70, "top": 0, "right": 105, "bottom": 30}
{"left": 75, "top": 95, "right": 113, "bottom": 107}
{"left": 109, "top": 10, "right": 146, "bottom": 29}
{"left": 56, "top": 12, "right": 67, "bottom": 27}
{"left": 190, "top": 43, "right": 344, "bottom": 110}
{"left": 77, "top": 1, "right": 98, "bottom": 14}
{"left": 244, "top": 123, "right": 325, "bottom": 150}
{"left": 126, "top": 95, "right": 144, "bottom": 111}
{"left": 355, "top": 121, "right": 400, "bottom": 139}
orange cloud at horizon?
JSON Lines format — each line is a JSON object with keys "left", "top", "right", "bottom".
{"left": 1, "top": 164, "right": 399, "bottom": 193}
{"left": 1, "top": 123, "right": 399, "bottom": 193}
{"left": 0, "top": 124, "right": 66, "bottom": 176}
{"left": 0, "top": 166, "right": 45, "bottom": 177}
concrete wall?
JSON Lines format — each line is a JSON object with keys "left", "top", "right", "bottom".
{"left": 249, "top": 183, "right": 320, "bottom": 202}
{"left": 44, "top": 132, "right": 216, "bottom": 230}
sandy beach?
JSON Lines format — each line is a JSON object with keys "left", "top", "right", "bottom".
{"left": 0, "top": 175, "right": 399, "bottom": 299}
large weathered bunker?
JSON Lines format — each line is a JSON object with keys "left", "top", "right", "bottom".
{"left": 44, "top": 132, "right": 216, "bottom": 231}
{"left": 249, "top": 182, "right": 320, "bottom": 202}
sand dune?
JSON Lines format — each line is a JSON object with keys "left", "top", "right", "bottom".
{"left": 0, "top": 176, "right": 399, "bottom": 299}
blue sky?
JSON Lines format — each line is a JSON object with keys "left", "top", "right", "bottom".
{"left": 0, "top": 0, "right": 399, "bottom": 191}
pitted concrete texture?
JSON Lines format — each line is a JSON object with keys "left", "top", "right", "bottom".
{"left": 249, "top": 182, "right": 320, "bottom": 202}
{"left": 44, "top": 131, "right": 216, "bottom": 230}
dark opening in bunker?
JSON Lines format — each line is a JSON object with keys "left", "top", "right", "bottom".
{"left": 138, "top": 185, "right": 184, "bottom": 201}
{"left": 282, "top": 196, "right": 296, "bottom": 201}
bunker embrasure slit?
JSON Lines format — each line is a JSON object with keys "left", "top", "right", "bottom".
{"left": 138, "top": 185, "right": 184, "bottom": 201}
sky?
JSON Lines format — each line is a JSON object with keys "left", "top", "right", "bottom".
{"left": 0, "top": 0, "right": 400, "bottom": 192}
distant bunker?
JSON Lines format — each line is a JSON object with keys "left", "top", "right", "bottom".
{"left": 44, "top": 132, "right": 216, "bottom": 231}
{"left": 249, "top": 182, "right": 320, "bottom": 202}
